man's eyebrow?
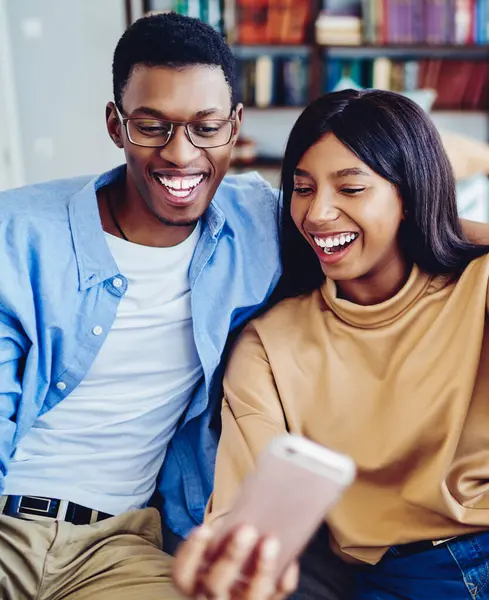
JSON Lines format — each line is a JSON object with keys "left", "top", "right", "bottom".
{"left": 130, "top": 106, "right": 224, "bottom": 119}
{"left": 195, "top": 108, "right": 222, "bottom": 118}
{"left": 130, "top": 106, "right": 165, "bottom": 118}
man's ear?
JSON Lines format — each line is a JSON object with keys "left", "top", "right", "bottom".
{"left": 106, "top": 102, "right": 124, "bottom": 149}
{"left": 230, "top": 103, "right": 244, "bottom": 146}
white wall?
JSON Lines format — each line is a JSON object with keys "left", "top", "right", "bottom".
{"left": 0, "top": 0, "right": 24, "bottom": 190}
{"left": 4, "top": 0, "right": 126, "bottom": 185}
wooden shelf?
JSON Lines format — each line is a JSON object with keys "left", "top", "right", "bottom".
{"left": 232, "top": 44, "right": 489, "bottom": 59}
{"left": 231, "top": 157, "right": 283, "bottom": 169}
{"left": 321, "top": 44, "right": 489, "bottom": 58}
{"left": 432, "top": 109, "right": 489, "bottom": 115}
{"left": 243, "top": 105, "right": 305, "bottom": 111}
{"left": 241, "top": 107, "right": 489, "bottom": 114}
{"left": 231, "top": 44, "right": 311, "bottom": 58}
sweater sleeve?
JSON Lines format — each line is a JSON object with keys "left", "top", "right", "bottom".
{"left": 206, "top": 323, "right": 288, "bottom": 521}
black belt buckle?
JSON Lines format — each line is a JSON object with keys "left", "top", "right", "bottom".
{"left": 0, "top": 495, "right": 112, "bottom": 525}
{"left": 5, "top": 495, "right": 69, "bottom": 522}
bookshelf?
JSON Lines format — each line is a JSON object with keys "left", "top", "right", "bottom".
{"left": 132, "top": 1, "right": 489, "bottom": 176}
{"left": 134, "top": 1, "right": 489, "bottom": 109}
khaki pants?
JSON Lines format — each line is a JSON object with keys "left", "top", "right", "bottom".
{"left": 0, "top": 507, "right": 185, "bottom": 600}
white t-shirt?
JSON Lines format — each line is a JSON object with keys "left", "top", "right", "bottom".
{"left": 5, "top": 223, "right": 203, "bottom": 515}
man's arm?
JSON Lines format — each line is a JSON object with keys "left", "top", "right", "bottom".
{"left": 0, "top": 308, "right": 28, "bottom": 488}
{"left": 461, "top": 219, "right": 489, "bottom": 245}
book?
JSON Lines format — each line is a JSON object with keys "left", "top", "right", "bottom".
{"left": 255, "top": 56, "right": 274, "bottom": 108}
{"left": 236, "top": 0, "right": 269, "bottom": 43}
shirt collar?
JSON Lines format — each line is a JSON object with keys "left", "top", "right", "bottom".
{"left": 69, "top": 165, "right": 124, "bottom": 291}
{"left": 69, "top": 165, "right": 226, "bottom": 291}
{"left": 205, "top": 197, "right": 225, "bottom": 238}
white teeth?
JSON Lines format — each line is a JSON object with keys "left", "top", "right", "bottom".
{"left": 313, "top": 232, "right": 358, "bottom": 252}
{"left": 156, "top": 174, "right": 204, "bottom": 192}
{"left": 182, "top": 177, "right": 202, "bottom": 189}
{"left": 167, "top": 189, "right": 192, "bottom": 198}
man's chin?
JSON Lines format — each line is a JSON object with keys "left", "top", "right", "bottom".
{"left": 152, "top": 197, "right": 208, "bottom": 228}
{"left": 157, "top": 215, "right": 201, "bottom": 228}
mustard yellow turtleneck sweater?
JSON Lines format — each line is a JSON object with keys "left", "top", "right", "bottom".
{"left": 208, "top": 255, "right": 489, "bottom": 564}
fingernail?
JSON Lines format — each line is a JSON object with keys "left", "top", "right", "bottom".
{"left": 262, "top": 538, "right": 280, "bottom": 560}
{"left": 236, "top": 526, "right": 258, "bottom": 546}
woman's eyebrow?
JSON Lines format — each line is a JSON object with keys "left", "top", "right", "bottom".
{"left": 294, "top": 168, "right": 311, "bottom": 177}
{"left": 332, "top": 167, "right": 371, "bottom": 178}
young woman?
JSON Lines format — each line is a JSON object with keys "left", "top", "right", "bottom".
{"left": 173, "top": 89, "right": 489, "bottom": 600}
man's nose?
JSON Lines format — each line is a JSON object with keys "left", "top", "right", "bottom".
{"left": 160, "top": 126, "right": 201, "bottom": 167}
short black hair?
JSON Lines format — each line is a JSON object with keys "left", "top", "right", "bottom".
{"left": 277, "top": 89, "right": 489, "bottom": 299}
{"left": 112, "top": 12, "right": 237, "bottom": 109}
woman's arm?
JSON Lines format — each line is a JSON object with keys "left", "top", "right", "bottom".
{"left": 461, "top": 219, "right": 489, "bottom": 245}
{"left": 209, "top": 324, "right": 289, "bottom": 519}
{"left": 173, "top": 324, "right": 297, "bottom": 600}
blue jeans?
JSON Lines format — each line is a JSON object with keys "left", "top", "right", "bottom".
{"left": 355, "top": 532, "right": 489, "bottom": 599}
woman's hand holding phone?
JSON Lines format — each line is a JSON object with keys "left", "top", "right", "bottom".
{"left": 173, "top": 435, "right": 355, "bottom": 599}
{"left": 172, "top": 523, "right": 299, "bottom": 600}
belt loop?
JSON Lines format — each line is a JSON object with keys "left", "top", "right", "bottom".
{"left": 433, "top": 537, "right": 457, "bottom": 546}
{"left": 0, "top": 496, "right": 7, "bottom": 514}
{"left": 57, "top": 499, "right": 69, "bottom": 521}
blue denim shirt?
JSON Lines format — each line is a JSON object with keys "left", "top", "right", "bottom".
{"left": 0, "top": 166, "right": 281, "bottom": 538}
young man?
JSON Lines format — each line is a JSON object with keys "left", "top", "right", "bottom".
{"left": 1, "top": 11, "right": 488, "bottom": 600}
{"left": 0, "top": 12, "right": 282, "bottom": 600}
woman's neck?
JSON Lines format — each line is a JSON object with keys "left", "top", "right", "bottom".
{"left": 336, "top": 254, "right": 411, "bottom": 306}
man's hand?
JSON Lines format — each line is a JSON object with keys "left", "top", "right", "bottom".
{"left": 172, "top": 524, "right": 299, "bottom": 600}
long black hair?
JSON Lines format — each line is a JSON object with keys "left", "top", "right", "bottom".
{"left": 277, "top": 89, "right": 489, "bottom": 300}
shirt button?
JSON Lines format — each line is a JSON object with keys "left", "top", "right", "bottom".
{"left": 92, "top": 325, "right": 103, "bottom": 336}
{"left": 112, "top": 277, "right": 123, "bottom": 288}
{"left": 56, "top": 381, "right": 67, "bottom": 391}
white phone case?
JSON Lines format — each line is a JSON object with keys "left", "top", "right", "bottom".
{"left": 214, "top": 434, "right": 356, "bottom": 579}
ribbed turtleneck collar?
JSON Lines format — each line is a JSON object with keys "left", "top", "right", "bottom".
{"left": 321, "top": 265, "right": 432, "bottom": 328}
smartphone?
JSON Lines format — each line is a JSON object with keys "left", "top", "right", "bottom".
{"left": 213, "top": 434, "right": 356, "bottom": 580}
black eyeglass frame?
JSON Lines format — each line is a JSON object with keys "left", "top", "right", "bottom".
{"left": 114, "top": 104, "right": 237, "bottom": 149}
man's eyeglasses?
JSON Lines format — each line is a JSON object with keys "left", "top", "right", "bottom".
{"left": 114, "top": 105, "right": 236, "bottom": 150}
